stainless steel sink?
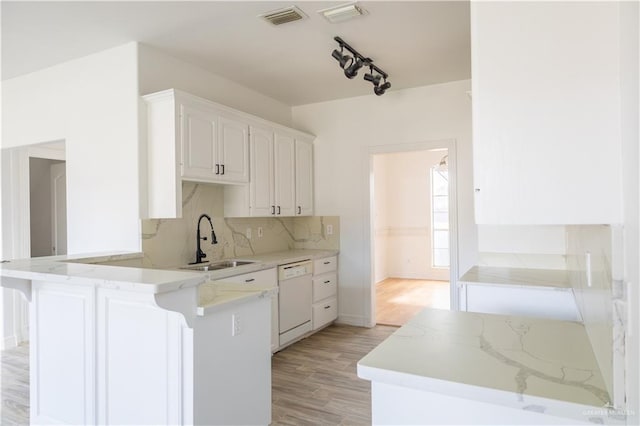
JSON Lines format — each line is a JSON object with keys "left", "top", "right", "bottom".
{"left": 180, "top": 260, "right": 255, "bottom": 272}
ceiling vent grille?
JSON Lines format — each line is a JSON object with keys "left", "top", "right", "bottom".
{"left": 260, "top": 6, "right": 308, "bottom": 26}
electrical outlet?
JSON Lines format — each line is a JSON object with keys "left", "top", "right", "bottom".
{"left": 326, "top": 224, "right": 333, "bottom": 235}
{"left": 246, "top": 228, "right": 252, "bottom": 240}
{"left": 257, "top": 227, "right": 263, "bottom": 238}
{"left": 232, "top": 314, "right": 241, "bottom": 336}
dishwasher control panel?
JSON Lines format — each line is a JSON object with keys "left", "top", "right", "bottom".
{"left": 278, "top": 260, "right": 313, "bottom": 280}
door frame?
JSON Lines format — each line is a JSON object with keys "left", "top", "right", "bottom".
{"left": 1, "top": 141, "right": 65, "bottom": 348}
{"left": 366, "top": 139, "right": 459, "bottom": 327}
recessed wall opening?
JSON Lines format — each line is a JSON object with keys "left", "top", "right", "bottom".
{"left": 29, "top": 157, "right": 67, "bottom": 257}
{"left": 372, "top": 148, "right": 452, "bottom": 327}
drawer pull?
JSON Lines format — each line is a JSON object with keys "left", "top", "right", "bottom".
{"left": 323, "top": 261, "right": 331, "bottom": 265}
{"left": 324, "top": 305, "right": 331, "bottom": 309}
{"left": 245, "top": 278, "right": 255, "bottom": 282}
{"left": 324, "top": 280, "right": 331, "bottom": 284}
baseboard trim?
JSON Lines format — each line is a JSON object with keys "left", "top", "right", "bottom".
{"left": 336, "top": 314, "right": 369, "bottom": 327}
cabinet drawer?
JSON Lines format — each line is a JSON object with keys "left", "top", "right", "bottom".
{"left": 312, "top": 273, "right": 337, "bottom": 302}
{"left": 312, "top": 297, "right": 337, "bottom": 330}
{"left": 314, "top": 256, "right": 337, "bottom": 275}
{"left": 215, "top": 268, "right": 277, "bottom": 286}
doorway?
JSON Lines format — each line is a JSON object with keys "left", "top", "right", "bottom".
{"left": 29, "top": 158, "right": 67, "bottom": 257}
{"left": 370, "top": 143, "right": 457, "bottom": 327}
{"left": 1, "top": 141, "right": 66, "bottom": 349}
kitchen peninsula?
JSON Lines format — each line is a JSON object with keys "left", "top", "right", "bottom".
{"left": 0, "top": 251, "right": 275, "bottom": 425}
{"left": 358, "top": 308, "right": 619, "bottom": 425}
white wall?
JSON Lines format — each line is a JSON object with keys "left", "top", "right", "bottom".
{"left": 374, "top": 150, "right": 449, "bottom": 282}
{"left": 373, "top": 155, "right": 389, "bottom": 283}
{"left": 292, "top": 80, "right": 475, "bottom": 326}
{"left": 619, "top": 1, "right": 639, "bottom": 423}
{"left": 138, "top": 44, "right": 292, "bottom": 127}
{"left": 2, "top": 42, "right": 141, "bottom": 254}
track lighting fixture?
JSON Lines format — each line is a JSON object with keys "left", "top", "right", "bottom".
{"left": 331, "top": 36, "right": 391, "bottom": 96}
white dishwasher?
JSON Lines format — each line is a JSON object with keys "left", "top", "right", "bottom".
{"left": 278, "top": 260, "right": 313, "bottom": 347}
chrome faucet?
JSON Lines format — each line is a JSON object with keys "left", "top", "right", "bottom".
{"left": 190, "top": 213, "right": 217, "bottom": 264}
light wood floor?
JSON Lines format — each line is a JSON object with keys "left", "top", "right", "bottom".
{"left": 376, "top": 278, "right": 450, "bottom": 326}
{"left": 1, "top": 343, "right": 29, "bottom": 425}
{"left": 1, "top": 324, "right": 396, "bottom": 425}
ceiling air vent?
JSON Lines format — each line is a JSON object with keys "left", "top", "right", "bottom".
{"left": 260, "top": 6, "right": 308, "bottom": 26}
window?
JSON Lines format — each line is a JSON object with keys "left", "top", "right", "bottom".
{"left": 431, "top": 167, "right": 449, "bottom": 268}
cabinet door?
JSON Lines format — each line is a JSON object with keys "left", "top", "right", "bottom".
{"left": 249, "top": 126, "right": 275, "bottom": 216}
{"left": 273, "top": 133, "right": 296, "bottom": 217}
{"left": 295, "top": 140, "right": 313, "bottom": 216}
{"left": 218, "top": 115, "right": 249, "bottom": 183}
{"left": 181, "top": 104, "right": 218, "bottom": 180}
{"left": 471, "top": 2, "right": 622, "bottom": 224}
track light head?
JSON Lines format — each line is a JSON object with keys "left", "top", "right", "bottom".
{"left": 374, "top": 80, "right": 391, "bottom": 96}
{"left": 344, "top": 57, "right": 364, "bottom": 79}
{"left": 332, "top": 48, "right": 353, "bottom": 69}
{"left": 364, "top": 67, "right": 382, "bottom": 87}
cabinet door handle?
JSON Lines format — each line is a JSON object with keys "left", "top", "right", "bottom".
{"left": 245, "top": 278, "right": 255, "bottom": 283}
{"left": 323, "top": 261, "right": 331, "bottom": 265}
{"left": 324, "top": 280, "right": 331, "bottom": 284}
{"left": 215, "top": 164, "right": 220, "bottom": 175}
{"left": 271, "top": 206, "right": 275, "bottom": 215}
{"left": 221, "top": 164, "right": 225, "bottom": 175}
{"left": 298, "top": 206, "right": 301, "bottom": 214}
{"left": 277, "top": 206, "right": 281, "bottom": 215}
{"left": 324, "top": 305, "right": 331, "bottom": 310}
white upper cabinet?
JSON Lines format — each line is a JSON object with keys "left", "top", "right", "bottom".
{"left": 225, "top": 128, "right": 315, "bottom": 218}
{"left": 143, "top": 89, "right": 312, "bottom": 219}
{"left": 217, "top": 114, "right": 249, "bottom": 183}
{"left": 295, "top": 139, "right": 314, "bottom": 216}
{"left": 471, "top": 2, "right": 623, "bottom": 225}
{"left": 249, "top": 126, "right": 275, "bottom": 217}
{"left": 181, "top": 104, "right": 218, "bottom": 180}
{"left": 274, "top": 133, "right": 296, "bottom": 217}
{"left": 181, "top": 106, "right": 248, "bottom": 184}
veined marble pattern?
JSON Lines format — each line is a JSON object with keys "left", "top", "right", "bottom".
{"left": 141, "top": 183, "right": 339, "bottom": 268}
{"left": 358, "top": 308, "right": 613, "bottom": 423}
{"left": 566, "top": 225, "right": 625, "bottom": 408}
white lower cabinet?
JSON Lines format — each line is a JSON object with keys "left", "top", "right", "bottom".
{"left": 312, "top": 257, "right": 338, "bottom": 330}
{"left": 212, "top": 268, "right": 279, "bottom": 353}
{"left": 194, "top": 296, "right": 271, "bottom": 425}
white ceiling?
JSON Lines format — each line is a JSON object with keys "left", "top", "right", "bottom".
{"left": 1, "top": 1, "right": 470, "bottom": 106}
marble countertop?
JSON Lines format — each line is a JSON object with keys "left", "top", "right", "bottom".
{"left": 0, "top": 249, "right": 338, "bottom": 296}
{"left": 197, "top": 282, "right": 277, "bottom": 316}
{"left": 460, "top": 266, "right": 571, "bottom": 289}
{"left": 190, "top": 249, "right": 338, "bottom": 281}
{"left": 0, "top": 251, "right": 206, "bottom": 294}
{"left": 358, "top": 308, "right": 612, "bottom": 423}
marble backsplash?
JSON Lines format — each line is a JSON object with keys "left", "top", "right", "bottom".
{"left": 566, "top": 225, "right": 625, "bottom": 408}
{"left": 140, "top": 182, "right": 339, "bottom": 268}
